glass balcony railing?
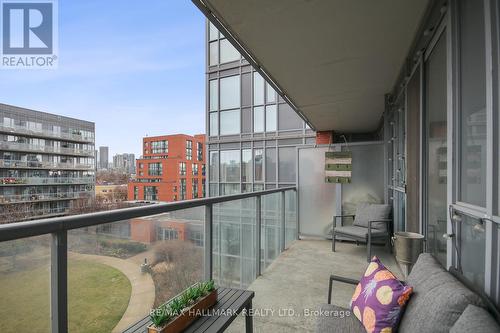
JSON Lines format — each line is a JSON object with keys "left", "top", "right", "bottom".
{"left": 0, "top": 176, "right": 95, "bottom": 186}
{"left": 0, "top": 187, "right": 297, "bottom": 332}
{"left": 0, "top": 190, "right": 93, "bottom": 204}
{"left": 0, "top": 159, "right": 94, "bottom": 170}
{"left": 0, "top": 207, "right": 69, "bottom": 222}
{"left": 0, "top": 123, "right": 94, "bottom": 143}
{"left": 0, "top": 141, "right": 94, "bottom": 157}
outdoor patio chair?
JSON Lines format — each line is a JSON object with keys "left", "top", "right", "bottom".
{"left": 332, "top": 203, "right": 392, "bottom": 262}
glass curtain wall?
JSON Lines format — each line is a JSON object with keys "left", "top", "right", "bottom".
{"left": 206, "top": 21, "right": 308, "bottom": 287}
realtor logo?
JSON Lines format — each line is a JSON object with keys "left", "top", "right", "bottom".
{"left": 1, "top": 0, "right": 58, "bottom": 68}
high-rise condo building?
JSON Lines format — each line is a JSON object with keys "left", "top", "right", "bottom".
{"left": 99, "top": 146, "right": 109, "bottom": 170}
{"left": 113, "top": 153, "right": 136, "bottom": 174}
{"left": 0, "top": 103, "right": 95, "bottom": 222}
{"left": 205, "top": 21, "right": 316, "bottom": 196}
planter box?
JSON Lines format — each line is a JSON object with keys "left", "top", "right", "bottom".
{"left": 148, "top": 290, "right": 218, "bottom": 333}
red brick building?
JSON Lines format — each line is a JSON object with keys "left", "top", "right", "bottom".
{"left": 127, "top": 134, "right": 206, "bottom": 202}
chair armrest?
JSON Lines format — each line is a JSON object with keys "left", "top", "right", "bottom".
{"left": 328, "top": 274, "right": 359, "bottom": 304}
{"left": 333, "top": 215, "right": 355, "bottom": 227}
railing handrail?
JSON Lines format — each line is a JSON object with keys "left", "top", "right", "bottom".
{"left": 0, "top": 186, "right": 296, "bottom": 242}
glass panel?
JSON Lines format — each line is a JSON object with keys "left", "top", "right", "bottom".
{"left": 209, "top": 41, "right": 218, "bottom": 66}
{"left": 219, "top": 110, "right": 240, "bottom": 136}
{"left": 459, "top": 0, "right": 487, "bottom": 207}
{"left": 209, "top": 183, "right": 218, "bottom": 197}
{"left": 220, "top": 150, "right": 240, "bottom": 182}
{"left": 253, "top": 72, "right": 264, "bottom": 105}
{"left": 278, "top": 103, "right": 303, "bottom": 130}
{"left": 209, "top": 112, "right": 218, "bottom": 137}
{"left": 209, "top": 22, "right": 218, "bottom": 41}
{"left": 254, "top": 149, "right": 263, "bottom": 182}
{"left": 241, "top": 73, "right": 251, "bottom": 107}
{"left": 394, "top": 191, "right": 406, "bottom": 232}
{"left": 406, "top": 66, "right": 421, "bottom": 233}
{"left": 253, "top": 106, "right": 264, "bottom": 133}
{"left": 265, "top": 148, "right": 276, "bottom": 182}
{"left": 219, "top": 183, "right": 241, "bottom": 195}
{"left": 0, "top": 236, "right": 50, "bottom": 332}
{"left": 265, "top": 105, "right": 277, "bottom": 132}
{"left": 68, "top": 210, "right": 204, "bottom": 329}
{"left": 209, "top": 151, "right": 218, "bottom": 182}
{"left": 285, "top": 190, "right": 297, "bottom": 248}
{"left": 213, "top": 198, "right": 256, "bottom": 288}
{"left": 341, "top": 144, "right": 385, "bottom": 215}
{"left": 425, "top": 32, "right": 448, "bottom": 266}
{"left": 262, "top": 193, "right": 280, "bottom": 269}
{"left": 266, "top": 83, "right": 276, "bottom": 103}
{"left": 242, "top": 149, "right": 252, "bottom": 182}
{"left": 459, "top": 215, "right": 485, "bottom": 289}
{"left": 278, "top": 147, "right": 296, "bottom": 182}
{"left": 209, "top": 80, "right": 218, "bottom": 112}
{"left": 241, "top": 107, "right": 251, "bottom": 133}
{"left": 220, "top": 39, "right": 240, "bottom": 64}
{"left": 220, "top": 75, "right": 240, "bottom": 110}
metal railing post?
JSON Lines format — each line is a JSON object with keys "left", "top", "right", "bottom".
{"left": 51, "top": 230, "right": 67, "bottom": 333}
{"left": 281, "top": 191, "right": 286, "bottom": 252}
{"left": 255, "top": 195, "right": 261, "bottom": 277}
{"left": 204, "top": 204, "right": 213, "bottom": 280}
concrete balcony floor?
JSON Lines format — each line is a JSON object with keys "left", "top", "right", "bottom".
{"left": 227, "top": 239, "right": 401, "bottom": 332}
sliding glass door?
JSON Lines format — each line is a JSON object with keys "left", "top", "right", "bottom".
{"left": 424, "top": 30, "right": 448, "bottom": 266}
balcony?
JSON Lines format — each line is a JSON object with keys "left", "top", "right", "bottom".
{"left": 0, "top": 124, "right": 94, "bottom": 143}
{"left": 0, "top": 190, "right": 93, "bottom": 204}
{"left": 0, "top": 187, "right": 297, "bottom": 332}
{"left": 225, "top": 240, "right": 398, "bottom": 332}
{"left": 0, "top": 141, "right": 94, "bottom": 157}
{"left": 0, "top": 177, "right": 95, "bottom": 186}
{"left": 0, "top": 159, "right": 94, "bottom": 170}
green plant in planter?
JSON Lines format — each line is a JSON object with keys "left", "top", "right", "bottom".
{"left": 149, "top": 280, "right": 216, "bottom": 328}
{"left": 169, "top": 297, "right": 185, "bottom": 316}
{"left": 150, "top": 304, "right": 172, "bottom": 328}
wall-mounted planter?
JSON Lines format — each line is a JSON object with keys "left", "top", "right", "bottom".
{"left": 148, "top": 289, "right": 218, "bottom": 333}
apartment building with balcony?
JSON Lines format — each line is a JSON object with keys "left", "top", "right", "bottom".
{"left": 127, "top": 134, "right": 206, "bottom": 202}
{"left": 0, "top": 103, "right": 95, "bottom": 222}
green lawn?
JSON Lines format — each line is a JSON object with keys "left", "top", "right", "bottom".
{"left": 0, "top": 259, "right": 131, "bottom": 333}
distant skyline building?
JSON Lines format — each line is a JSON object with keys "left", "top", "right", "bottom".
{"left": 113, "top": 153, "right": 136, "bottom": 174}
{"left": 127, "top": 134, "right": 206, "bottom": 202}
{"left": 99, "top": 146, "right": 109, "bottom": 170}
{"left": 0, "top": 103, "right": 95, "bottom": 222}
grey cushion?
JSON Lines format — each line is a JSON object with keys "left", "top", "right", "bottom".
{"left": 399, "top": 253, "right": 486, "bottom": 333}
{"left": 353, "top": 203, "right": 391, "bottom": 230}
{"left": 334, "top": 225, "right": 387, "bottom": 238}
{"left": 314, "top": 304, "right": 364, "bottom": 333}
{"left": 450, "top": 304, "right": 500, "bottom": 333}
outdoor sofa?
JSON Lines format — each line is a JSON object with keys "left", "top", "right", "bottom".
{"left": 316, "top": 253, "right": 500, "bottom": 332}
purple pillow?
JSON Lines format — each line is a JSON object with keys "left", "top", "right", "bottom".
{"left": 350, "top": 256, "right": 413, "bottom": 333}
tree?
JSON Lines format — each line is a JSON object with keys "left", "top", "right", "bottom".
{"left": 0, "top": 203, "right": 35, "bottom": 224}
{"left": 151, "top": 240, "right": 203, "bottom": 307}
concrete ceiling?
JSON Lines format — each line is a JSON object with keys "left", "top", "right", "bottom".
{"left": 199, "top": 0, "right": 429, "bottom": 132}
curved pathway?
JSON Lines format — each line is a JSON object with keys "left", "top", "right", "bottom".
{"left": 69, "top": 252, "right": 155, "bottom": 333}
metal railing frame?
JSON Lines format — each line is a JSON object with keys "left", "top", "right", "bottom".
{"left": 0, "top": 186, "right": 296, "bottom": 333}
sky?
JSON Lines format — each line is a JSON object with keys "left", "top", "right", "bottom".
{"left": 0, "top": 0, "right": 206, "bottom": 157}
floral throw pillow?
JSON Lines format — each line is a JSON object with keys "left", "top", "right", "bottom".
{"left": 350, "top": 256, "right": 413, "bottom": 333}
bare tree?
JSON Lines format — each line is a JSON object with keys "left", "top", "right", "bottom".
{"left": 151, "top": 240, "right": 203, "bottom": 307}
{"left": 0, "top": 203, "right": 35, "bottom": 224}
